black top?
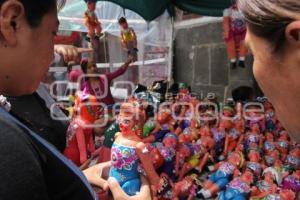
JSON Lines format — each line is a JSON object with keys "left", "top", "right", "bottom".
{"left": 0, "top": 110, "right": 96, "bottom": 200}
{"left": 7, "top": 92, "right": 68, "bottom": 152}
{"left": 0, "top": 117, "right": 50, "bottom": 199}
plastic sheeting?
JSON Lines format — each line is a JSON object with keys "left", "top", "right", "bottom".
{"left": 58, "top": 0, "right": 173, "bottom": 95}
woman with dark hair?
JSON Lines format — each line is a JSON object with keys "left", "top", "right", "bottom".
{"left": 80, "top": 57, "right": 133, "bottom": 107}
{"left": 238, "top": 0, "right": 300, "bottom": 142}
{"left": 0, "top": 1, "right": 150, "bottom": 200}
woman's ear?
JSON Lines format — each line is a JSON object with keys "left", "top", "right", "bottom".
{"left": 0, "top": 0, "right": 25, "bottom": 46}
{"left": 285, "top": 21, "right": 300, "bottom": 47}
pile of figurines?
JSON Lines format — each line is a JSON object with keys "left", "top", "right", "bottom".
{"left": 64, "top": 84, "right": 300, "bottom": 200}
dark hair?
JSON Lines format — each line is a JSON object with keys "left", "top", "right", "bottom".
{"left": 238, "top": 0, "right": 300, "bottom": 52}
{"left": 80, "top": 59, "right": 89, "bottom": 74}
{"left": 118, "top": 17, "right": 127, "bottom": 25}
{"left": 0, "top": 0, "right": 65, "bottom": 27}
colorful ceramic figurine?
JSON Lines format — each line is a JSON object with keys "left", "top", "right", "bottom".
{"left": 223, "top": 0, "right": 247, "bottom": 69}
{"left": 109, "top": 102, "right": 159, "bottom": 196}
{"left": 173, "top": 174, "right": 200, "bottom": 200}
{"left": 118, "top": 17, "right": 138, "bottom": 61}
{"left": 84, "top": 0, "right": 102, "bottom": 42}
{"left": 64, "top": 92, "right": 99, "bottom": 166}
{"left": 263, "top": 132, "right": 276, "bottom": 156}
{"left": 281, "top": 170, "right": 300, "bottom": 195}
{"left": 246, "top": 149, "right": 264, "bottom": 179}
{"left": 251, "top": 167, "right": 281, "bottom": 200}
{"left": 158, "top": 133, "right": 178, "bottom": 181}
{"left": 143, "top": 108, "right": 174, "bottom": 143}
{"left": 218, "top": 171, "right": 254, "bottom": 200}
{"left": 198, "top": 152, "right": 244, "bottom": 199}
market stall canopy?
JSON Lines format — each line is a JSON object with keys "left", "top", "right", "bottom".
{"left": 92, "top": 0, "right": 232, "bottom": 21}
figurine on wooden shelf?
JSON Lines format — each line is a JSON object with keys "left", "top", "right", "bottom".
{"left": 64, "top": 92, "right": 100, "bottom": 166}
{"left": 84, "top": 0, "right": 102, "bottom": 42}
{"left": 198, "top": 152, "right": 244, "bottom": 199}
{"left": 119, "top": 17, "right": 138, "bottom": 61}
{"left": 108, "top": 102, "right": 160, "bottom": 196}
{"left": 218, "top": 171, "right": 254, "bottom": 200}
{"left": 223, "top": 0, "right": 247, "bottom": 69}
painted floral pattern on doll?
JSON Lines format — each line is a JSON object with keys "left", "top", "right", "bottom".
{"left": 219, "top": 162, "right": 235, "bottom": 175}
{"left": 109, "top": 143, "right": 141, "bottom": 196}
{"left": 229, "top": 177, "right": 251, "bottom": 193}
{"left": 111, "top": 144, "right": 139, "bottom": 170}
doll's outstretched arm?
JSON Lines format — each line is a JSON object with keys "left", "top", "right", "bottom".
{"left": 136, "top": 142, "right": 160, "bottom": 186}
{"left": 198, "top": 152, "right": 209, "bottom": 172}
{"left": 75, "top": 127, "right": 88, "bottom": 164}
{"left": 179, "top": 163, "right": 192, "bottom": 181}
{"left": 224, "top": 133, "right": 229, "bottom": 156}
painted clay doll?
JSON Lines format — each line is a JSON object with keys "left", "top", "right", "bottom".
{"left": 64, "top": 92, "right": 99, "bottom": 166}
{"left": 173, "top": 174, "right": 200, "bottom": 200}
{"left": 276, "top": 132, "right": 290, "bottom": 162}
{"left": 223, "top": 0, "right": 247, "bottom": 69}
{"left": 251, "top": 167, "right": 281, "bottom": 200}
{"left": 224, "top": 118, "right": 244, "bottom": 156}
{"left": 109, "top": 102, "right": 160, "bottom": 196}
{"left": 143, "top": 108, "right": 174, "bottom": 143}
{"left": 282, "top": 147, "right": 300, "bottom": 177}
{"left": 175, "top": 83, "right": 192, "bottom": 102}
{"left": 157, "top": 133, "right": 178, "bottom": 182}
{"left": 198, "top": 152, "right": 244, "bottom": 199}
{"left": 246, "top": 149, "right": 264, "bottom": 178}
{"left": 264, "top": 150, "right": 280, "bottom": 167}
{"left": 178, "top": 136, "right": 216, "bottom": 179}
{"left": 218, "top": 171, "right": 254, "bottom": 200}
{"left": 118, "top": 17, "right": 138, "bottom": 61}
{"left": 84, "top": 0, "right": 102, "bottom": 42}
{"left": 242, "top": 121, "right": 264, "bottom": 150}
{"left": 281, "top": 170, "right": 300, "bottom": 195}
{"left": 263, "top": 132, "right": 276, "bottom": 156}
{"left": 212, "top": 118, "right": 232, "bottom": 159}
{"left": 175, "top": 144, "right": 194, "bottom": 178}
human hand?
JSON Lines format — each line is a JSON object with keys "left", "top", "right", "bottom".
{"left": 107, "top": 176, "right": 152, "bottom": 200}
{"left": 54, "top": 45, "right": 93, "bottom": 62}
{"left": 83, "top": 161, "right": 111, "bottom": 191}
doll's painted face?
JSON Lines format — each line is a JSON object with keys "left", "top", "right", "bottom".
{"left": 249, "top": 150, "right": 261, "bottom": 162}
{"left": 150, "top": 148, "right": 164, "bottom": 169}
{"left": 87, "top": 2, "right": 96, "bottom": 11}
{"left": 235, "top": 119, "right": 245, "bottom": 130}
{"left": 228, "top": 152, "right": 242, "bottom": 167}
{"left": 163, "top": 135, "right": 177, "bottom": 148}
{"left": 157, "top": 110, "right": 170, "bottom": 124}
{"left": 264, "top": 172, "right": 275, "bottom": 183}
{"left": 250, "top": 122, "right": 260, "bottom": 133}
{"left": 241, "top": 171, "right": 254, "bottom": 185}
{"left": 120, "top": 22, "right": 129, "bottom": 30}
{"left": 179, "top": 145, "right": 192, "bottom": 158}
{"left": 265, "top": 132, "right": 274, "bottom": 141}
{"left": 119, "top": 103, "right": 137, "bottom": 132}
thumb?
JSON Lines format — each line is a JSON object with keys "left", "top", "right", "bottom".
{"left": 108, "top": 177, "right": 128, "bottom": 200}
